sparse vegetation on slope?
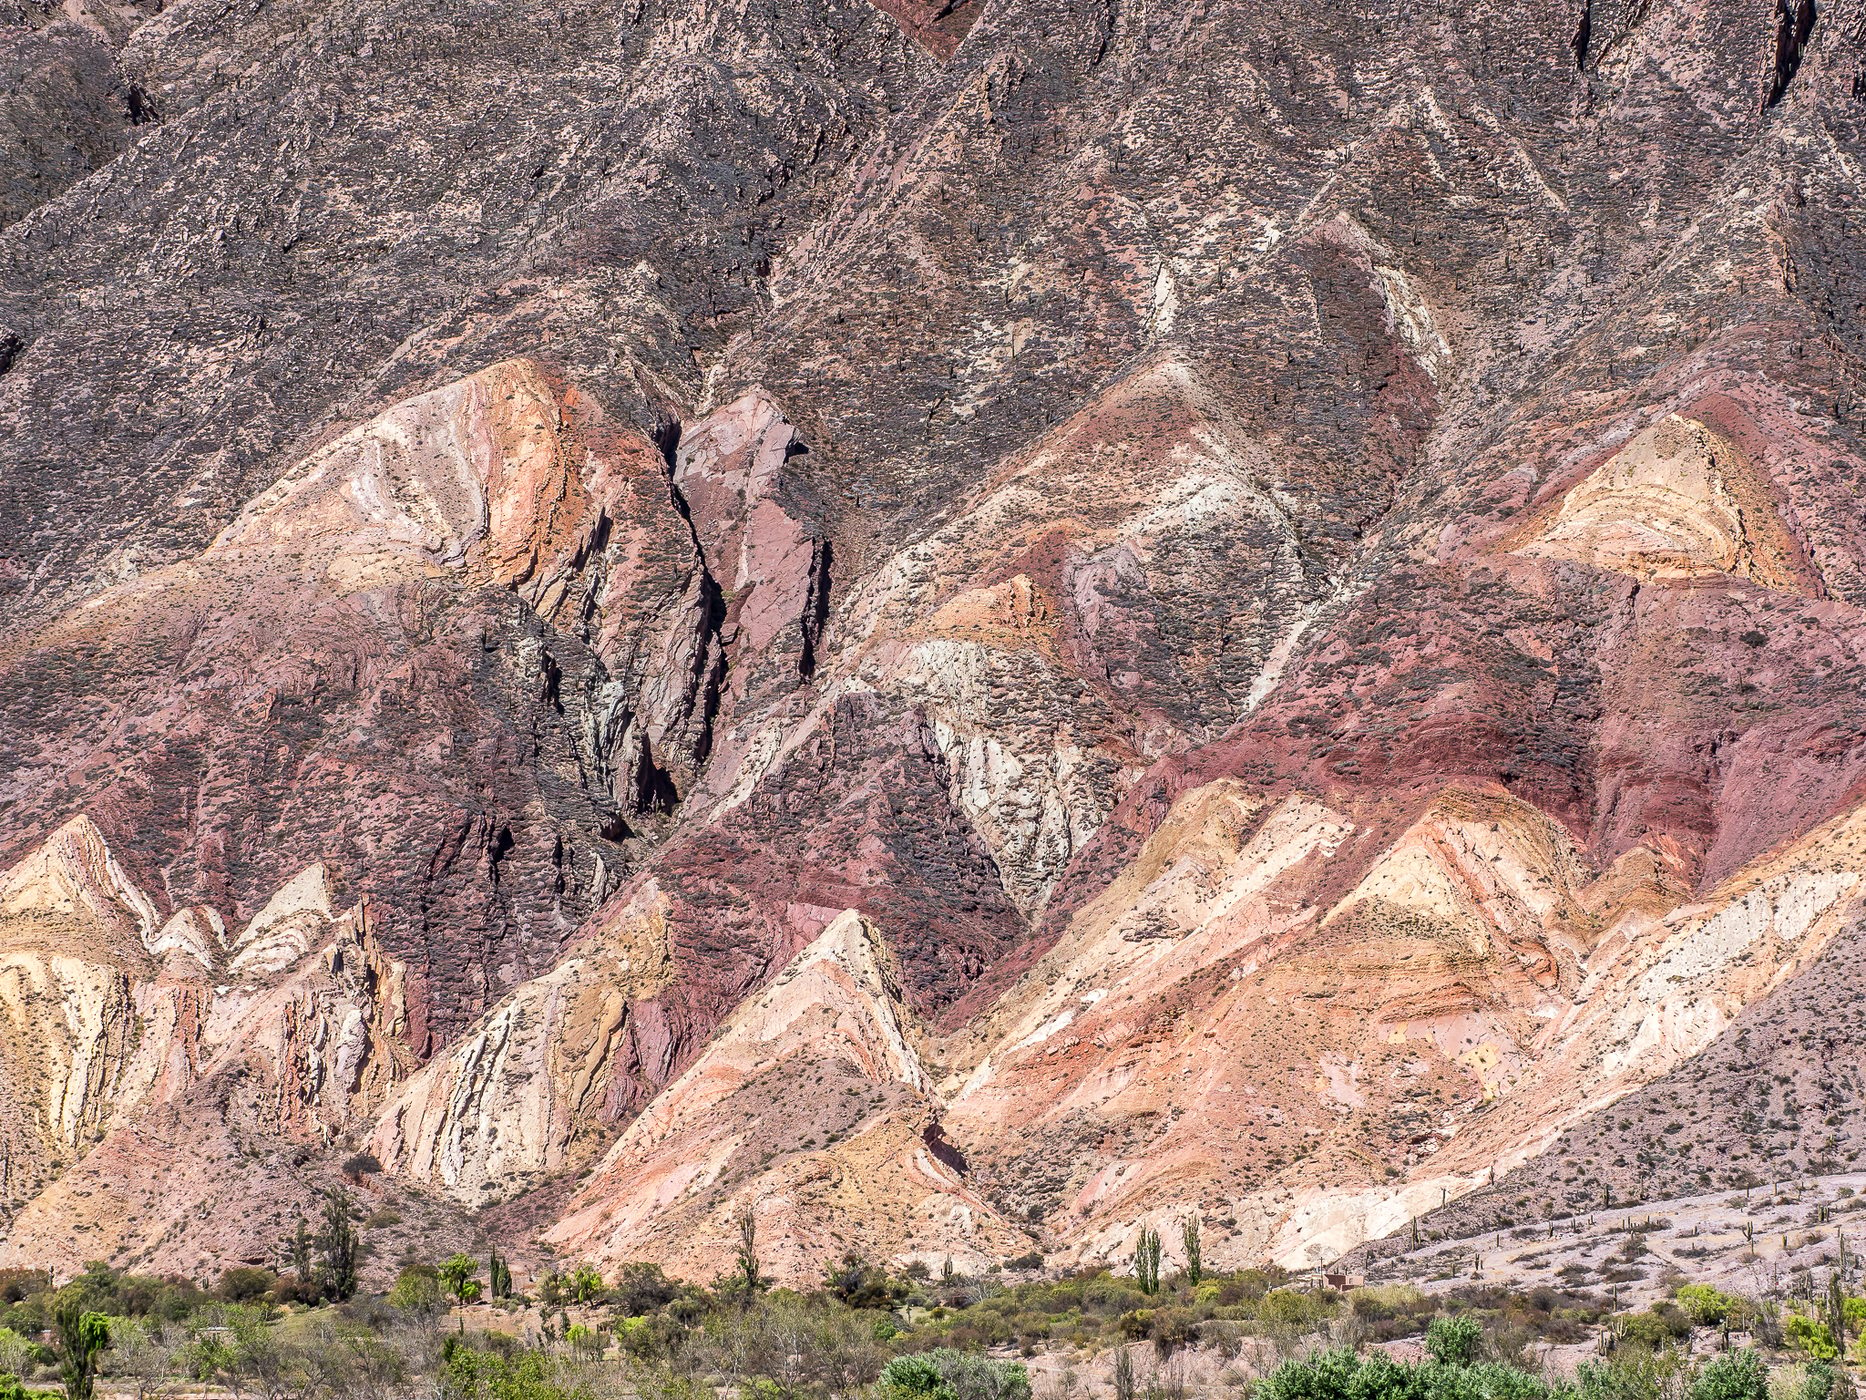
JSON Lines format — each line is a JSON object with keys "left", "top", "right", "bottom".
{"left": 0, "top": 1238, "right": 1855, "bottom": 1400}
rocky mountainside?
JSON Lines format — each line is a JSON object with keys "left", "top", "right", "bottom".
{"left": 4, "top": 0, "right": 1866, "bottom": 1286}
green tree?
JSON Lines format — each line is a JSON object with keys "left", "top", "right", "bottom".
{"left": 488, "top": 1252, "right": 513, "bottom": 1301}
{"left": 439, "top": 1254, "right": 481, "bottom": 1305}
{"left": 314, "top": 1189, "right": 360, "bottom": 1301}
{"left": 1427, "top": 1314, "right": 1484, "bottom": 1367}
{"left": 1687, "top": 1351, "right": 1766, "bottom": 1400}
{"left": 1132, "top": 1227, "right": 1163, "bottom": 1296}
{"left": 389, "top": 1263, "right": 444, "bottom": 1318}
{"left": 566, "top": 1264, "right": 604, "bottom": 1306}
{"left": 734, "top": 1206, "right": 762, "bottom": 1295}
{"left": 0, "top": 1375, "right": 26, "bottom": 1400}
{"left": 282, "top": 1215, "right": 313, "bottom": 1282}
{"left": 52, "top": 1295, "right": 109, "bottom": 1400}
{"left": 1181, "top": 1216, "right": 1202, "bottom": 1285}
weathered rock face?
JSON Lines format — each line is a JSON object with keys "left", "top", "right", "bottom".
{"left": 0, "top": 355, "right": 716, "bottom": 1049}
{"left": 545, "top": 910, "right": 1029, "bottom": 1281}
{"left": 368, "top": 879, "right": 677, "bottom": 1205}
{"left": 0, "top": 0, "right": 157, "bottom": 230}
{"left": 0, "top": 816, "right": 436, "bottom": 1276}
{"left": 1511, "top": 415, "right": 1810, "bottom": 591}
{"left": 4, "top": 0, "right": 1866, "bottom": 1287}
{"left": 940, "top": 780, "right": 1866, "bottom": 1271}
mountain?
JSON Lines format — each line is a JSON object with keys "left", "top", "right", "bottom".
{"left": 3, "top": 0, "right": 1866, "bottom": 1286}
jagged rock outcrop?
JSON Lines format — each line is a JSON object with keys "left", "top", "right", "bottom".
{"left": 0, "top": 355, "right": 724, "bottom": 1054}
{"left": 545, "top": 909, "right": 1029, "bottom": 1281}
{"left": 863, "top": 0, "right": 982, "bottom": 59}
{"left": 0, "top": 817, "right": 430, "bottom": 1274}
{"left": 370, "top": 879, "right": 677, "bottom": 1203}
{"left": 0, "top": 0, "right": 157, "bottom": 230}
{"left": 0, "top": 814, "right": 158, "bottom": 945}
{"left": 0, "top": 816, "right": 153, "bottom": 1210}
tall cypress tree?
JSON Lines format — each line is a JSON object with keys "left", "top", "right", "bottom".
{"left": 316, "top": 1188, "right": 360, "bottom": 1301}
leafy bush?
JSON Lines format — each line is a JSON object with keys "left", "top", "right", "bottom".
{"left": 1262, "top": 1289, "right": 1336, "bottom": 1327}
{"left": 881, "top": 1354, "right": 956, "bottom": 1400}
{"left": 1674, "top": 1285, "right": 1741, "bottom": 1329}
{"left": 1784, "top": 1311, "right": 1837, "bottom": 1361}
{"left": 1255, "top": 1346, "right": 1551, "bottom": 1400}
{"left": 1565, "top": 1352, "right": 1678, "bottom": 1400}
{"left": 1453, "top": 1364, "right": 1553, "bottom": 1400}
{"left": 0, "top": 1331, "right": 31, "bottom": 1384}
{"left": 1082, "top": 1276, "right": 1151, "bottom": 1313}
{"left": 1615, "top": 1305, "right": 1692, "bottom": 1349}
{"left": 1253, "top": 1347, "right": 1375, "bottom": 1400}
{"left": 389, "top": 1265, "right": 443, "bottom": 1317}
{"left": 31, "top": 1265, "right": 203, "bottom": 1323}
{"left": 612, "top": 1262, "right": 681, "bottom": 1317}
{"left": 1146, "top": 1308, "right": 1197, "bottom": 1355}
{"left": 1799, "top": 1361, "right": 1840, "bottom": 1400}
{"left": 822, "top": 1253, "right": 910, "bottom": 1310}
{"left": 1688, "top": 1351, "right": 1768, "bottom": 1400}
{"left": 0, "top": 1279, "right": 44, "bottom": 1310}
{"left": 1352, "top": 1285, "right": 1433, "bottom": 1322}
{"left": 443, "top": 1342, "right": 591, "bottom": 1400}
{"left": 880, "top": 1349, "right": 1030, "bottom": 1400}
{"left": 216, "top": 1267, "right": 278, "bottom": 1304}
{"left": 1427, "top": 1314, "right": 1484, "bottom": 1366}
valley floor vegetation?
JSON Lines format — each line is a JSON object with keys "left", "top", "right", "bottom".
{"left": 0, "top": 1197, "right": 1860, "bottom": 1400}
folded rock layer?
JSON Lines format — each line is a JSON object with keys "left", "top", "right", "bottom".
{"left": 3, "top": 0, "right": 1866, "bottom": 1287}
